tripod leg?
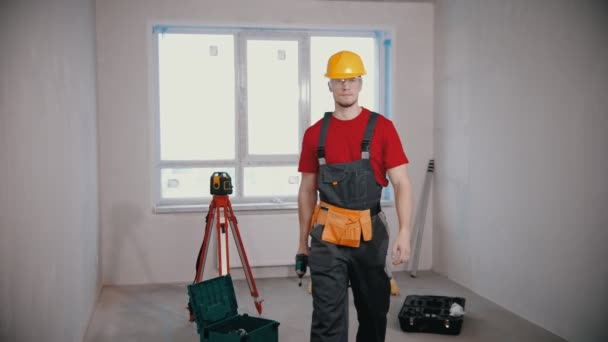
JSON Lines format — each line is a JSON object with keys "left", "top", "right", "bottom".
{"left": 226, "top": 203, "right": 263, "bottom": 315}
{"left": 216, "top": 204, "right": 231, "bottom": 276}
{"left": 194, "top": 202, "right": 216, "bottom": 283}
{"left": 189, "top": 201, "right": 216, "bottom": 321}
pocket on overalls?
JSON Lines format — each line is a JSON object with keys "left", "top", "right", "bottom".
{"left": 369, "top": 213, "right": 390, "bottom": 266}
{"left": 350, "top": 169, "right": 370, "bottom": 200}
{"left": 309, "top": 223, "right": 334, "bottom": 270}
{"left": 321, "top": 168, "right": 348, "bottom": 200}
{"left": 321, "top": 167, "right": 347, "bottom": 183}
{"left": 321, "top": 210, "right": 361, "bottom": 248}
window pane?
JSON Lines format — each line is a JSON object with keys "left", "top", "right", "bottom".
{"left": 247, "top": 40, "right": 299, "bottom": 155}
{"left": 159, "top": 34, "right": 235, "bottom": 160}
{"left": 244, "top": 166, "right": 299, "bottom": 197}
{"left": 161, "top": 167, "right": 236, "bottom": 199}
{"left": 310, "top": 37, "right": 377, "bottom": 124}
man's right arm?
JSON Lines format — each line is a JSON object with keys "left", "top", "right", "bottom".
{"left": 297, "top": 172, "right": 318, "bottom": 255}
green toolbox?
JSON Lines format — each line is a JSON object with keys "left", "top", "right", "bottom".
{"left": 187, "top": 274, "right": 279, "bottom": 342}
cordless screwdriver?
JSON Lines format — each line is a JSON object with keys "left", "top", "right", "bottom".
{"left": 295, "top": 253, "right": 308, "bottom": 286}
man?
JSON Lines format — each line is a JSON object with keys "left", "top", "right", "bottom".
{"left": 297, "top": 50, "right": 414, "bottom": 342}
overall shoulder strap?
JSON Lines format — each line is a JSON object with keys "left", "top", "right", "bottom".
{"left": 317, "top": 112, "right": 333, "bottom": 165}
{"left": 361, "top": 112, "right": 379, "bottom": 159}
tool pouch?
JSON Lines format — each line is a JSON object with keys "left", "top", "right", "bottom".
{"left": 310, "top": 202, "right": 373, "bottom": 248}
{"left": 322, "top": 210, "right": 361, "bottom": 247}
{"left": 360, "top": 211, "right": 372, "bottom": 241}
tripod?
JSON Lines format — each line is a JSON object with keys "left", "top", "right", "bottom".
{"left": 188, "top": 173, "right": 263, "bottom": 320}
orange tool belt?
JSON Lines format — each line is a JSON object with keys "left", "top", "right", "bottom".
{"left": 310, "top": 201, "right": 372, "bottom": 248}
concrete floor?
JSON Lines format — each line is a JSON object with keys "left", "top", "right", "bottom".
{"left": 84, "top": 271, "right": 566, "bottom": 342}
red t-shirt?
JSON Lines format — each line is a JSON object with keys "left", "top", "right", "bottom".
{"left": 298, "top": 107, "right": 408, "bottom": 187}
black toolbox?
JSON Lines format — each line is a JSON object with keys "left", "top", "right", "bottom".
{"left": 398, "top": 295, "right": 466, "bottom": 335}
{"left": 187, "top": 274, "right": 279, "bottom": 342}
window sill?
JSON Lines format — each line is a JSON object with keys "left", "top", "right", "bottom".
{"left": 154, "top": 200, "right": 395, "bottom": 214}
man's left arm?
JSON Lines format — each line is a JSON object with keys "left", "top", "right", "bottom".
{"left": 387, "top": 164, "right": 413, "bottom": 265}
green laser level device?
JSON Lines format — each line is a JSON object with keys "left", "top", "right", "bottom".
{"left": 210, "top": 171, "right": 233, "bottom": 195}
{"left": 295, "top": 254, "right": 308, "bottom": 287}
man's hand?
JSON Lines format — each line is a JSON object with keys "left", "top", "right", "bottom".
{"left": 391, "top": 229, "right": 411, "bottom": 265}
{"left": 387, "top": 164, "right": 413, "bottom": 265}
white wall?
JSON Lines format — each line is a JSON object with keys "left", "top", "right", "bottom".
{"left": 0, "top": 1, "right": 100, "bottom": 341}
{"left": 434, "top": 1, "right": 608, "bottom": 341}
{"left": 96, "top": 0, "right": 434, "bottom": 285}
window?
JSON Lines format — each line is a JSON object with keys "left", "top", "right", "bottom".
{"left": 152, "top": 26, "right": 391, "bottom": 210}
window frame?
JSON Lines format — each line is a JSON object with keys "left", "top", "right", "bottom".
{"left": 151, "top": 25, "right": 392, "bottom": 212}
{"left": 235, "top": 31, "right": 308, "bottom": 203}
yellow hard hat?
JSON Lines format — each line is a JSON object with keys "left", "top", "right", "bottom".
{"left": 325, "top": 50, "right": 367, "bottom": 79}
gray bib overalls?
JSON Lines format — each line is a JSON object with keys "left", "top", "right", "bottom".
{"left": 309, "top": 112, "right": 391, "bottom": 342}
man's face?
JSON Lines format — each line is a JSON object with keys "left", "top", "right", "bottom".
{"left": 329, "top": 77, "right": 362, "bottom": 108}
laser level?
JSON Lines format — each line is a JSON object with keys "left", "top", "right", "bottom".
{"left": 210, "top": 171, "right": 233, "bottom": 195}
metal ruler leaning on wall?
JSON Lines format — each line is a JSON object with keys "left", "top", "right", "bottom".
{"left": 408, "top": 159, "right": 435, "bottom": 277}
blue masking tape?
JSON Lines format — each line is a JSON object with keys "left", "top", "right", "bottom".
{"left": 152, "top": 24, "right": 382, "bottom": 35}
{"left": 152, "top": 25, "right": 169, "bottom": 34}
